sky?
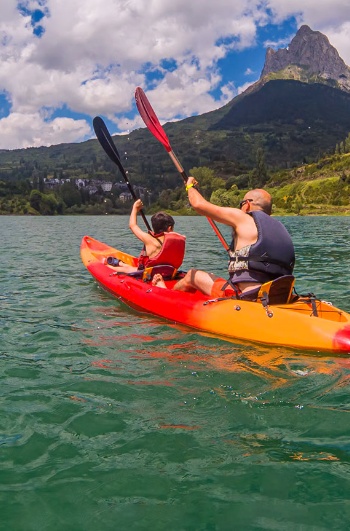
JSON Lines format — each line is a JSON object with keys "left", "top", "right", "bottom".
{"left": 1, "top": 1, "right": 350, "bottom": 150}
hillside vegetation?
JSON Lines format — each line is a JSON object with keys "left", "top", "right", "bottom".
{"left": 2, "top": 79, "right": 350, "bottom": 190}
{"left": 1, "top": 145, "right": 349, "bottom": 215}
{"left": 268, "top": 152, "right": 350, "bottom": 215}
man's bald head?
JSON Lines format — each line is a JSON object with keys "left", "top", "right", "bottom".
{"left": 244, "top": 189, "right": 272, "bottom": 215}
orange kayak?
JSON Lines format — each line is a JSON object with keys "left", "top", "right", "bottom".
{"left": 81, "top": 236, "right": 350, "bottom": 353}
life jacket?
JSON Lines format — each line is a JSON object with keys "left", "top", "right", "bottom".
{"left": 137, "top": 232, "right": 186, "bottom": 270}
{"left": 228, "top": 211, "right": 295, "bottom": 284}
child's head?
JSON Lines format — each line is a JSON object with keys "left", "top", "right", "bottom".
{"left": 151, "top": 211, "right": 175, "bottom": 234}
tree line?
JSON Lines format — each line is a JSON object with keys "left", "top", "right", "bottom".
{"left": 1, "top": 136, "right": 350, "bottom": 215}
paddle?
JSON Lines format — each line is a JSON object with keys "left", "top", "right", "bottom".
{"left": 92, "top": 116, "right": 151, "bottom": 232}
{"left": 134, "top": 87, "right": 229, "bottom": 251}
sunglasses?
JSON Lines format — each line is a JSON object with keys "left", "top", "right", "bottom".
{"left": 239, "top": 198, "right": 253, "bottom": 209}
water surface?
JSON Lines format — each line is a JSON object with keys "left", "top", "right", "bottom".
{"left": 1, "top": 215, "right": 350, "bottom": 530}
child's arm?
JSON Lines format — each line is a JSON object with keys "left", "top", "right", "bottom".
{"left": 129, "top": 199, "right": 145, "bottom": 239}
{"left": 129, "top": 199, "right": 155, "bottom": 247}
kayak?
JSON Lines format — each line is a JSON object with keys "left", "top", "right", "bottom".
{"left": 81, "top": 236, "right": 350, "bottom": 354}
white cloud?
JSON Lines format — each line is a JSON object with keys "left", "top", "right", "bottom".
{"left": 321, "top": 22, "right": 350, "bottom": 65}
{"left": 0, "top": 0, "right": 350, "bottom": 148}
{"left": 0, "top": 113, "right": 91, "bottom": 149}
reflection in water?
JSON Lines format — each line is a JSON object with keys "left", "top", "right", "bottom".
{"left": 85, "top": 304, "right": 350, "bottom": 414}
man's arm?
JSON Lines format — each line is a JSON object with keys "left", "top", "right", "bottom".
{"left": 186, "top": 177, "right": 246, "bottom": 229}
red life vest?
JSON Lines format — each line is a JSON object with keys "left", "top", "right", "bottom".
{"left": 138, "top": 232, "right": 186, "bottom": 270}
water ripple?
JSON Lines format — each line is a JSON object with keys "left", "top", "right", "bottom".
{"left": 1, "top": 216, "right": 350, "bottom": 529}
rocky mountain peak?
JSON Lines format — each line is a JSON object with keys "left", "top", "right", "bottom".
{"left": 261, "top": 25, "right": 350, "bottom": 92}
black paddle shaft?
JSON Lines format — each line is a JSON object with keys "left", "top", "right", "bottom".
{"left": 92, "top": 116, "right": 151, "bottom": 231}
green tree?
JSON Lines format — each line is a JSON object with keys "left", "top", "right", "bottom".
{"left": 249, "top": 148, "right": 269, "bottom": 188}
{"left": 60, "top": 181, "right": 82, "bottom": 208}
{"left": 190, "top": 167, "right": 225, "bottom": 199}
{"left": 29, "top": 189, "right": 42, "bottom": 212}
{"left": 29, "top": 189, "right": 60, "bottom": 214}
{"left": 158, "top": 189, "right": 174, "bottom": 209}
{"left": 344, "top": 133, "right": 350, "bottom": 153}
{"left": 43, "top": 193, "right": 60, "bottom": 215}
{"left": 211, "top": 185, "right": 240, "bottom": 207}
{"left": 291, "top": 198, "right": 303, "bottom": 215}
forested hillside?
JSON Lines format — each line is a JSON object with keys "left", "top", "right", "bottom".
{"left": 1, "top": 140, "right": 349, "bottom": 215}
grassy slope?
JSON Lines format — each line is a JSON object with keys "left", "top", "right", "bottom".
{"left": 267, "top": 153, "right": 350, "bottom": 215}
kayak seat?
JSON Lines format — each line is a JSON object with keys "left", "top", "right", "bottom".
{"left": 257, "top": 275, "right": 296, "bottom": 305}
{"left": 127, "top": 264, "right": 182, "bottom": 282}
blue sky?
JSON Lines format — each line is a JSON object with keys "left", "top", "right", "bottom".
{"left": 1, "top": 1, "right": 350, "bottom": 150}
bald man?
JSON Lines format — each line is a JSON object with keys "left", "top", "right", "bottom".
{"left": 153, "top": 177, "right": 295, "bottom": 301}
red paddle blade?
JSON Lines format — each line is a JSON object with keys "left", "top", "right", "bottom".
{"left": 135, "top": 88, "right": 229, "bottom": 252}
{"left": 135, "top": 87, "right": 171, "bottom": 152}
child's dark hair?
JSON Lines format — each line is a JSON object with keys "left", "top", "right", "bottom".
{"left": 151, "top": 211, "right": 175, "bottom": 234}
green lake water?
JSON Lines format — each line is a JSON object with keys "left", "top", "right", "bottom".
{"left": 1, "top": 215, "right": 350, "bottom": 530}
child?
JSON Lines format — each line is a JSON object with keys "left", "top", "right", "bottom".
{"left": 108, "top": 199, "right": 186, "bottom": 274}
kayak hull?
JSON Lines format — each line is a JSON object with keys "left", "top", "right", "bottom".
{"left": 81, "top": 236, "right": 350, "bottom": 354}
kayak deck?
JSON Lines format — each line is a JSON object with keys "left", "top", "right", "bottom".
{"left": 81, "top": 236, "right": 350, "bottom": 354}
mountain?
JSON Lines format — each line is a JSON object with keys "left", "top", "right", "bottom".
{"left": 1, "top": 25, "right": 350, "bottom": 189}
{"left": 166, "top": 25, "right": 350, "bottom": 171}
{"left": 261, "top": 25, "right": 350, "bottom": 93}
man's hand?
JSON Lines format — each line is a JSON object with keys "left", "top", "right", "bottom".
{"left": 186, "top": 176, "right": 198, "bottom": 188}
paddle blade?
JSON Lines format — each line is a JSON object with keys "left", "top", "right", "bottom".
{"left": 93, "top": 116, "right": 122, "bottom": 167}
{"left": 93, "top": 116, "right": 151, "bottom": 232}
{"left": 135, "top": 87, "right": 171, "bottom": 152}
{"left": 135, "top": 91, "right": 229, "bottom": 251}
